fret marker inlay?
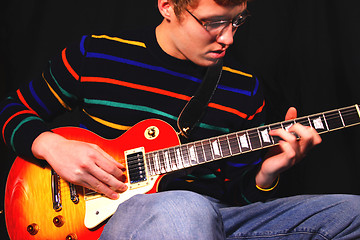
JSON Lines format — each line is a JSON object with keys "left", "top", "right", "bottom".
{"left": 313, "top": 117, "right": 324, "bottom": 130}
{"left": 261, "top": 129, "right": 271, "bottom": 143}
{"left": 212, "top": 140, "right": 221, "bottom": 157}
{"left": 239, "top": 134, "right": 249, "bottom": 148}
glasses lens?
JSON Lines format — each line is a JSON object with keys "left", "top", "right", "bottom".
{"left": 205, "top": 21, "right": 228, "bottom": 32}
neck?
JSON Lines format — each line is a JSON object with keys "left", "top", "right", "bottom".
{"left": 156, "top": 21, "right": 187, "bottom": 60}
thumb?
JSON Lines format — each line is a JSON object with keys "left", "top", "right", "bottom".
{"left": 285, "top": 107, "right": 297, "bottom": 120}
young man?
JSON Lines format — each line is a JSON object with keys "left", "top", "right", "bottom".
{"left": 1, "top": 0, "right": 359, "bottom": 239}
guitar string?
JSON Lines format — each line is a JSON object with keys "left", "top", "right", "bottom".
{"left": 146, "top": 107, "right": 360, "bottom": 174}
{"left": 143, "top": 106, "right": 360, "bottom": 175}
{"left": 127, "top": 106, "right": 359, "bottom": 163}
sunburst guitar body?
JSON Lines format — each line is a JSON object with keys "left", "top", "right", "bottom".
{"left": 5, "top": 119, "right": 180, "bottom": 240}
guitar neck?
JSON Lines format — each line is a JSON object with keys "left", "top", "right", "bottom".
{"left": 144, "top": 105, "right": 360, "bottom": 176}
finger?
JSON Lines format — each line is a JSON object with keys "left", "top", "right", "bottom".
{"left": 269, "top": 128, "right": 300, "bottom": 157}
{"left": 277, "top": 140, "right": 297, "bottom": 165}
{"left": 90, "top": 143, "right": 126, "bottom": 170}
{"left": 270, "top": 128, "right": 298, "bottom": 144}
{"left": 288, "top": 124, "right": 322, "bottom": 151}
{"left": 88, "top": 161, "right": 128, "bottom": 192}
{"left": 87, "top": 144, "right": 127, "bottom": 182}
{"left": 81, "top": 175, "right": 122, "bottom": 200}
{"left": 285, "top": 107, "right": 297, "bottom": 121}
{"left": 94, "top": 155, "right": 126, "bottom": 181}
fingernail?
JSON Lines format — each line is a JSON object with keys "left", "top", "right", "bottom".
{"left": 112, "top": 193, "right": 119, "bottom": 199}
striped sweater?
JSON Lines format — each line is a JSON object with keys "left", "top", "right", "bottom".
{"left": 0, "top": 27, "right": 272, "bottom": 205}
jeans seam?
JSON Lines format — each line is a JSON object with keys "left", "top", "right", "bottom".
{"left": 227, "top": 228, "right": 330, "bottom": 240}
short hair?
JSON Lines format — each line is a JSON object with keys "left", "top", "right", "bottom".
{"left": 171, "top": 0, "right": 247, "bottom": 17}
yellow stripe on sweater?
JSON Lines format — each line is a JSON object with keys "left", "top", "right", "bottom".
{"left": 222, "top": 66, "right": 253, "bottom": 78}
{"left": 91, "top": 35, "right": 146, "bottom": 48}
{"left": 42, "top": 73, "right": 72, "bottom": 111}
{"left": 83, "top": 109, "right": 132, "bottom": 131}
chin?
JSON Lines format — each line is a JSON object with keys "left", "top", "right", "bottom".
{"left": 194, "top": 58, "right": 220, "bottom": 67}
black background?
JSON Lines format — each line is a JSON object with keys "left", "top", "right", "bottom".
{"left": 1, "top": 0, "right": 360, "bottom": 238}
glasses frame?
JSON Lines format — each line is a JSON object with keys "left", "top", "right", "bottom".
{"left": 185, "top": 9, "right": 250, "bottom": 34}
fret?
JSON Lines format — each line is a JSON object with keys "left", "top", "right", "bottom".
{"left": 323, "top": 110, "right": 343, "bottom": 130}
{"left": 247, "top": 129, "right": 261, "bottom": 150}
{"left": 145, "top": 153, "right": 154, "bottom": 176}
{"left": 268, "top": 123, "right": 282, "bottom": 144}
{"left": 168, "top": 148, "right": 178, "bottom": 171}
{"left": 282, "top": 120, "right": 295, "bottom": 131}
{"left": 237, "top": 131, "right": 250, "bottom": 152}
{"left": 308, "top": 114, "right": 327, "bottom": 133}
{"left": 195, "top": 142, "right": 206, "bottom": 163}
{"left": 341, "top": 106, "right": 360, "bottom": 126}
{"left": 211, "top": 138, "right": 222, "bottom": 159}
{"left": 174, "top": 147, "right": 184, "bottom": 169}
{"left": 188, "top": 143, "right": 198, "bottom": 165}
{"left": 180, "top": 145, "right": 191, "bottom": 167}
{"left": 202, "top": 140, "right": 213, "bottom": 161}
{"left": 219, "top": 136, "right": 231, "bottom": 157}
{"left": 162, "top": 150, "right": 172, "bottom": 172}
{"left": 296, "top": 116, "right": 311, "bottom": 127}
{"left": 338, "top": 110, "right": 345, "bottom": 127}
{"left": 258, "top": 126, "right": 273, "bottom": 147}
{"left": 322, "top": 113, "right": 330, "bottom": 131}
{"left": 153, "top": 152, "right": 161, "bottom": 174}
{"left": 228, "top": 133, "right": 241, "bottom": 155}
{"left": 257, "top": 129, "right": 263, "bottom": 148}
{"left": 157, "top": 151, "right": 167, "bottom": 173}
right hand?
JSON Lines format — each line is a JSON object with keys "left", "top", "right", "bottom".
{"left": 32, "top": 131, "right": 128, "bottom": 199}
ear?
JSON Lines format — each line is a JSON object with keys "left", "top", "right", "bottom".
{"left": 158, "top": 0, "right": 174, "bottom": 20}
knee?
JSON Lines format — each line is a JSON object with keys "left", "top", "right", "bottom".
{"left": 329, "top": 194, "right": 360, "bottom": 211}
{"left": 137, "top": 190, "right": 222, "bottom": 223}
{"left": 102, "top": 191, "right": 224, "bottom": 239}
{"left": 128, "top": 191, "right": 224, "bottom": 239}
{"left": 317, "top": 194, "right": 360, "bottom": 224}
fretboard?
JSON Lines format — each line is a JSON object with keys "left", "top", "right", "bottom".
{"left": 145, "top": 105, "right": 360, "bottom": 176}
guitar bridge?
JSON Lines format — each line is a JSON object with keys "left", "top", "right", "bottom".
{"left": 125, "top": 147, "right": 149, "bottom": 190}
{"left": 51, "top": 169, "right": 62, "bottom": 211}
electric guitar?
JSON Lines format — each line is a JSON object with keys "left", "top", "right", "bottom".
{"left": 5, "top": 105, "right": 360, "bottom": 240}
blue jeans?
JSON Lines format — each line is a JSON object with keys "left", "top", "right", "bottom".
{"left": 100, "top": 191, "right": 360, "bottom": 240}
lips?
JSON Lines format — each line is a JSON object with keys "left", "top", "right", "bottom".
{"left": 209, "top": 49, "right": 226, "bottom": 59}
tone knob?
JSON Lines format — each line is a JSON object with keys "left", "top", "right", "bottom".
{"left": 53, "top": 215, "right": 65, "bottom": 227}
{"left": 66, "top": 233, "right": 78, "bottom": 240}
{"left": 27, "top": 223, "right": 39, "bottom": 235}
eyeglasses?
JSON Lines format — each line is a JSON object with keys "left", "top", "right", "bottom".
{"left": 186, "top": 9, "right": 250, "bottom": 35}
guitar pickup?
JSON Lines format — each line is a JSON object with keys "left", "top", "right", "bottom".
{"left": 125, "top": 147, "right": 149, "bottom": 190}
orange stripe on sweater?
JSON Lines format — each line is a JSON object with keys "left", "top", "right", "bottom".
{"left": 82, "top": 76, "right": 249, "bottom": 119}
{"left": 208, "top": 102, "right": 248, "bottom": 119}
{"left": 82, "top": 76, "right": 191, "bottom": 101}
{"left": 16, "top": 90, "right": 39, "bottom": 116}
{"left": 2, "top": 110, "right": 35, "bottom": 144}
{"left": 247, "top": 100, "right": 265, "bottom": 120}
{"left": 62, "top": 48, "right": 79, "bottom": 80}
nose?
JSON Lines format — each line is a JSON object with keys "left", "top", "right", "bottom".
{"left": 216, "top": 24, "right": 235, "bottom": 46}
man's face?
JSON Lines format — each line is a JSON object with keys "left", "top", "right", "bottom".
{"left": 163, "top": 0, "right": 246, "bottom": 66}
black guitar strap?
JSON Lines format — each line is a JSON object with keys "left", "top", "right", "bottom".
{"left": 177, "top": 59, "right": 223, "bottom": 139}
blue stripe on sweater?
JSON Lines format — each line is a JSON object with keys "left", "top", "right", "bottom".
{"left": 86, "top": 52, "right": 253, "bottom": 96}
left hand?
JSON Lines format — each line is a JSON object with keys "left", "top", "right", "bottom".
{"left": 255, "top": 107, "right": 322, "bottom": 189}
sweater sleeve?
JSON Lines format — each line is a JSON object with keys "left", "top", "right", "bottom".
{"left": 0, "top": 36, "right": 89, "bottom": 159}
{"left": 221, "top": 76, "right": 279, "bottom": 205}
